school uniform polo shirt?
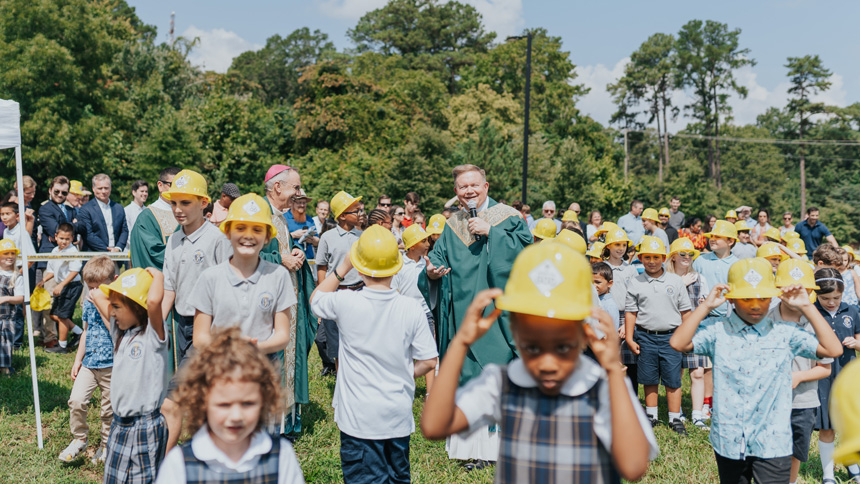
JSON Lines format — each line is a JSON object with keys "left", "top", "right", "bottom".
{"left": 316, "top": 226, "right": 362, "bottom": 286}
{"left": 625, "top": 270, "right": 691, "bottom": 331}
{"left": 731, "top": 242, "right": 757, "bottom": 260}
{"left": 692, "top": 252, "right": 738, "bottom": 316}
{"left": 163, "top": 222, "right": 233, "bottom": 317}
{"left": 692, "top": 313, "right": 820, "bottom": 459}
{"left": 647, "top": 227, "right": 670, "bottom": 248}
{"left": 46, "top": 245, "right": 82, "bottom": 283}
{"left": 191, "top": 260, "right": 297, "bottom": 343}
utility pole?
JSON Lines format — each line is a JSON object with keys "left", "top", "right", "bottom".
{"left": 623, "top": 129, "right": 629, "bottom": 181}
{"left": 506, "top": 32, "right": 533, "bottom": 204}
{"left": 169, "top": 11, "right": 175, "bottom": 45}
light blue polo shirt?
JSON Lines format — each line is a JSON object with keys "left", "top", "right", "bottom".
{"left": 692, "top": 252, "right": 738, "bottom": 316}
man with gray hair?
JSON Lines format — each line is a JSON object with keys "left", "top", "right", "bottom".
{"left": 529, "top": 200, "right": 561, "bottom": 233}
{"left": 77, "top": 174, "right": 128, "bottom": 252}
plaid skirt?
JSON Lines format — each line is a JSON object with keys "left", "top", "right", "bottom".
{"left": 0, "top": 319, "right": 13, "bottom": 368}
{"left": 681, "top": 352, "right": 712, "bottom": 369}
{"left": 103, "top": 410, "right": 167, "bottom": 484}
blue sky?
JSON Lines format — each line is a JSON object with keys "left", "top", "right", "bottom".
{"left": 128, "top": 0, "right": 859, "bottom": 131}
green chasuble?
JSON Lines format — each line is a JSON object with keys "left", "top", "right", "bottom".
{"left": 262, "top": 200, "right": 317, "bottom": 410}
{"left": 428, "top": 199, "right": 531, "bottom": 385}
{"left": 129, "top": 207, "right": 177, "bottom": 270}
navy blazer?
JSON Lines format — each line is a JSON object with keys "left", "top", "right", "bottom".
{"left": 38, "top": 201, "right": 77, "bottom": 253}
{"left": 77, "top": 199, "right": 129, "bottom": 251}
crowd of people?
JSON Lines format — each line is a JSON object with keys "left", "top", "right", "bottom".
{"left": 0, "top": 164, "right": 858, "bottom": 484}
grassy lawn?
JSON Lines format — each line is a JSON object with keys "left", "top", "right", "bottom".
{"left": 1, "top": 328, "right": 854, "bottom": 483}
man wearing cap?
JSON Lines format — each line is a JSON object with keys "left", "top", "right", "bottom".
{"left": 427, "top": 164, "right": 532, "bottom": 463}
{"left": 209, "top": 182, "right": 240, "bottom": 226}
{"left": 262, "top": 164, "right": 318, "bottom": 430}
{"left": 77, "top": 174, "right": 128, "bottom": 253}
{"left": 658, "top": 207, "right": 679, "bottom": 244}
{"left": 129, "top": 167, "right": 180, "bottom": 270}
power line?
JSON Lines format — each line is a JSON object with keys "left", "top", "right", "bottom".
{"left": 669, "top": 132, "right": 860, "bottom": 146}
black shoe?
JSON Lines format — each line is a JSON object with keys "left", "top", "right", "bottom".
{"left": 46, "top": 345, "right": 68, "bottom": 354}
{"left": 648, "top": 417, "right": 659, "bottom": 428}
{"left": 319, "top": 367, "right": 335, "bottom": 377}
{"left": 68, "top": 333, "right": 80, "bottom": 348}
{"left": 671, "top": 418, "right": 687, "bottom": 436}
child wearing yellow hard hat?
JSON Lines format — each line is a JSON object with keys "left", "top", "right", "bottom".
{"left": 724, "top": 209, "right": 739, "bottom": 224}
{"left": 421, "top": 242, "right": 657, "bottom": 482}
{"left": 670, "top": 258, "right": 843, "bottom": 483}
{"left": 693, "top": 220, "right": 739, "bottom": 318}
{"left": 731, "top": 221, "right": 757, "bottom": 259}
{"left": 160, "top": 169, "right": 233, "bottom": 451}
{"left": 0, "top": 238, "right": 23, "bottom": 376}
{"left": 531, "top": 218, "right": 558, "bottom": 243}
{"left": 810, "top": 267, "right": 860, "bottom": 483}
{"left": 426, "top": 214, "right": 446, "bottom": 251}
{"left": 91, "top": 266, "right": 169, "bottom": 482}
{"left": 641, "top": 208, "right": 669, "bottom": 248}
{"left": 311, "top": 225, "right": 438, "bottom": 482}
{"left": 767, "top": 259, "right": 832, "bottom": 484}
{"left": 601, "top": 226, "right": 640, "bottom": 389}
{"left": 833, "top": 245, "right": 860, "bottom": 308}
{"left": 392, "top": 224, "right": 440, "bottom": 392}
{"left": 625, "top": 236, "right": 692, "bottom": 434}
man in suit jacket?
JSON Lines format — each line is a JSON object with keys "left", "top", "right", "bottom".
{"left": 38, "top": 176, "right": 77, "bottom": 253}
{"left": 77, "top": 174, "right": 128, "bottom": 252}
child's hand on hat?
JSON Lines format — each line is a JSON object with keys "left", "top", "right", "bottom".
{"left": 779, "top": 284, "right": 811, "bottom": 309}
{"left": 455, "top": 289, "right": 502, "bottom": 346}
{"left": 586, "top": 308, "right": 622, "bottom": 370}
{"left": 704, "top": 284, "right": 729, "bottom": 311}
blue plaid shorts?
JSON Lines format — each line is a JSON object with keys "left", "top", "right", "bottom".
{"left": 103, "top": 409, "right": 167, "bottom": 484}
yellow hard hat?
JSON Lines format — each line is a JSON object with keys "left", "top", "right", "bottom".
{"left": 331, "top": 191, "right": 362, "bottom": 219}
{"left": 782, "top": 230, "right": 800, "bottom": 242}
{"left": 668, "top": 237, "right": 700, "bottom": 260}
{"left": 100, "top": 268, "right": 153, "bottom": 309}
{"left": 495, "top": 242, "right": 592, "bottom": 320}
{"left": 350, "top": 225, "right": 402, "bottom": 277}
{"left": 705, "top": 220, "right": 738, "bottom": 240}
{"left": 402, "top": 224, "right": 430, "bottom": 250}
{"left": 555, "top": 229, "right": 586, "bottom": 254}
{"left": 0, "top": 238, "right": 19, "bottom": 255}
{"left": 764, "top": 227, "right": 782, "bottom": 242}
{"left": 426, "top": 214, "right": 446, "bottom": 235}
{"left": 69, "top": 180, "right": 85, "bottom": 196}
{"left": 30, "top": 286, "right": 52, "bottom": 311}
{"left": 842, "top": 245, "right": 857, "bottom": 259}
{"left": 641, "top": 208, "right": 660, "bottom": 223}
{"left": 637, "top": 235, "right": 667, "bottom": 256}
{"left": 775, "top": 259, "right": 819, "bottom": 289}
{"left": 220, "top": 193, "right": 277, "bottom": 239}
{"left": 786, "top": 237, "right": 807, "bottom": 255}
{"left": 734, "top": 221, "right": 751, "bottom": 232}
{"left": 586, "top": 242, "right": 605, "bottom": 260}
{"left": 532, "top": 218, "right": 558, "bottom": 240}
{"left": 561, "top": 210, "right": 579, "bottom": 223}
{"left": 658, "top": 207, "right": 671, "bottom": 217}
{"left": 163, "top": 169, "right": 211, "bottom": 203}
{"left": 724, "top": 258, "right": 780, "bottom": 299}
{"left": 757, "top": 242, "right": 788, "bottom": 262}
{"left": 832, "top": 359, "right": 860, "bottom": 466}
{"left": 725, "top": 209, "right": 738, "bottom": 219}
{"left": 595, "top": 222, "right": 620, "bottom": 237}
{"left": 603, "top": 227, "right": 631, "bottom": 247}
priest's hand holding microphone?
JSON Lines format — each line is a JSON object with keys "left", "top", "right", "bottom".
{"left": 467, "top": 200, "right": 490, "bottom": 240}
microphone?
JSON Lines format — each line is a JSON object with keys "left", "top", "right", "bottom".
{"left": 467, "top": 200, "right": 483, "bottom": 242}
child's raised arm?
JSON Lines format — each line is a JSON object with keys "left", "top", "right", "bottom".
{"left": 671, "top": 284, "right": 728, "bottom": 352}
{"left": 91, "top": 288, "right": 112, "bottom": 330}
{"left": 781, "top": 284, "right": 843, "bottom": 358}
{"left": 145, "top": 268, "right": 165, "bottom": 341}
{"left": 420, "top": 289, "right": 501, "bottom": 440}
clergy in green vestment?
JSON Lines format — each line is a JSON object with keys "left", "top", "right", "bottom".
{"left": 261, "top": 164, "right": 318, "bottom": 434}
{"left": 427, "top": 163, "right": 531, "bottom": 461}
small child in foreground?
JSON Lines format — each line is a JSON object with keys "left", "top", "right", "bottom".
{"left": 670, "top": 258, "right": 843, "bottom": 484}
{"left": 155, "top": 327, "right": 305, "bottom": 483}
{"left": 92, "top": 267, "right": 168, "bottom": 484}
{"left": 59, "top": 256, "right": 116, "bottom": 464}
{"left": 421, "top": 242, "right": 657, "bottom": 483}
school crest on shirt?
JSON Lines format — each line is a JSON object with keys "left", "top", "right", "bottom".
{"left": 193, "top": 249, "right": 205, "bottom": 264}
{"left": 258, "top": 292, "right": 274, "bottom": 311}
{"left": 666, "top": 286, "right": 675, "bottom": 295}
{"left": 843, "top": 315, "right": 853, "bottom": 329}
{"left": 128, "top": 341, "right": 144, "bottom": 360}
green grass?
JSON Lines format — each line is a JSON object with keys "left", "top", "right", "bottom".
{"left": 1, "top": 329, "right": 855, "bottom": 483}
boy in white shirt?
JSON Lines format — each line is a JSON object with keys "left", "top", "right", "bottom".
{"left": 310, "top": 225, "right": 437, "bottom": 483}
{"left": 41, "top": 223, "right": 84, "bottom": 353}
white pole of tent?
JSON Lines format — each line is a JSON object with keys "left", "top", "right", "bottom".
{"left": 14, "top": 145, "right": 44, "bottom": 449}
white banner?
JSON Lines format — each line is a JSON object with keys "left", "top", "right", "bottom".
{"left": 0, "top": 99, "right": 21, "bottom": 149}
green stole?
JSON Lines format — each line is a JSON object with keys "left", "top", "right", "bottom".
{"left": 428, "top": 199, "right": 531, "bottom": 385}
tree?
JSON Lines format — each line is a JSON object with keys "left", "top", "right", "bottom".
{"left": 608, "top": 33, "right": 676, "bottom": 181}
{"left": 675, "top": 20, "right": 754, "bottom": 188}
{"left": 785, "top": 55, "right": 831, "bottom": 214}
{"left": 230, "top": 28, "right": 336, "bottom": 104}
{"left": 348, "top": 0, "right": 494, "bottom": 93}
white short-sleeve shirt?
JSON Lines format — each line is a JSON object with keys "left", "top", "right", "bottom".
{"left": 163, "top": 222, "right": 233, "bottom": 317}
{"left": 46, "top": 245, "right": 82, "bottom": 283}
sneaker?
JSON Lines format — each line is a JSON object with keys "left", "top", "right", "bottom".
{"left": 693, "top": 418, "right": 710, "bottom": 431}
{"left": 671, "top": 418, "right": 687, "bottom": 436}
{"left": 91, "top": 446, "right": 106, "bottom": 465}
{"left": 702, "top": 405, "right": 711, "bottom": 419}
{"left": 648, "top": 417, "right": 659, "bottom": 428}
{"left": 46, "top": 345, "right": 68, "bottom": 354}
{"left": 68, "top": 333, "right": 80, "bottom": 348}
{"left": 58, "top": 439, "right": 87, "bottom": 462}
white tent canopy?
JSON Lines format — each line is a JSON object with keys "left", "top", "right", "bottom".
{"left": 1, "top": 98, "right": 44, "bottom": 449}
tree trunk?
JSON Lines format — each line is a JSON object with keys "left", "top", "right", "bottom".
{"left": 655, "top": 101, "right": 663, "bottom": 182}
{"left": 662, "top": 94, "right": 670, "bottom": 169}
{"left": 799, "top": 114, "right": 806, "bottom": 215}
{"left": 712, "top": 84, "right": 721, "bottom": 189}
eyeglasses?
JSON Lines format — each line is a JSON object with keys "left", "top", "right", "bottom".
{"left": 342, "top": 210, "right": 361, "bottom": 215}
{"left": 159, "top": 180, "right": 172, "bottom": 187}
{"left": 394, "top": 211, "right": 405, "bottom": 216}
{"left": 53, "top": 190, "right": 68, "bottom": 196}
{"left": 783, "top": 216, "right": 792, "bottom": 220}
{"left": 379, "top": 203, "right": 391, "bottom": 207}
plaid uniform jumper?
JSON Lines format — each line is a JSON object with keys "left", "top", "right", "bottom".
{"left": 180, "top": 436, "right": 280, "bottom": 483}
{"left": 681, "top": 275, "right": 710, "bottom": 369}
{"left": 496, "top": 368, "right": 621, "bottom": 484}
{"left": 0, "top": 271, "right": 21, "bottom": 369}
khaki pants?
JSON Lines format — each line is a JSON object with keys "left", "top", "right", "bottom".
{"left": 69, "top": 366, "right": 112, "bottom": 444}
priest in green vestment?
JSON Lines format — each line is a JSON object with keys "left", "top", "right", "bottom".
{"left": 427, "top": 163, "right": 531, "bottom": 461}
{"left": 261, "top": 165, "right": 318, "bottom": 434}
{"left": 129, "top": 169, "right": 179, "bottom": 270}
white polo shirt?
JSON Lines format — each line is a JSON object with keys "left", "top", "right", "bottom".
{"left": 163, "top": 222, "right": 233, "bottom": 317}
{"left": 625, "top": 270, "right": 692, "bottom": 331}
{"left": 46, "top": 245, "right": 82, "bottom": 283}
